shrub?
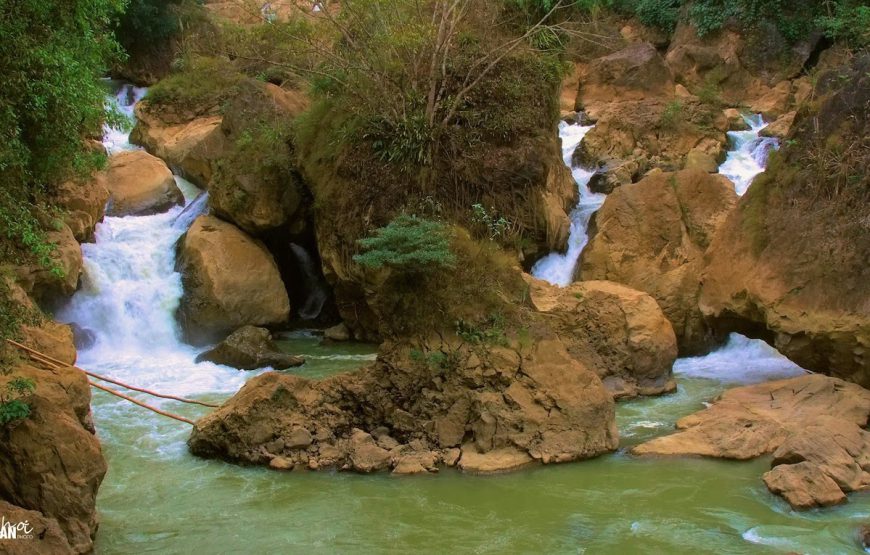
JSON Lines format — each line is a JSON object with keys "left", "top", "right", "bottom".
{"left": 0, "top": 377, "right": 36, "bottom": 426}
{"left": 354, "top": 215, "right": 456, "bottom": 272}
{"left": 659, "top": 100, "right": 684, "bottom": 129}
{"left": 634, "top": 0, "right": 680, "bottom": 32}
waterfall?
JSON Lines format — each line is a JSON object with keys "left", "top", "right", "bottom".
{"left": 530, "top": 121, "right": 602, "bottom": 287}
{"left": 58, "top": 83, "right": 250, "bottom": 398}
{"left": 718, "top": 114, "right": 780, "bottom": 195}
{"left": 289, "top": 243, "right": 328, "bottom": 320}
{"left": 103, "top": 81, "right": 147, "bottom": 155}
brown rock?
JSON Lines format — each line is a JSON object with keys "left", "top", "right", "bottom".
{"left": 130, "top": 103, "right": 227, "bottom": 187}
{"left": 105, "top": 150, "right": 183, "bottom": 216}
{"left": 176, "top": 216, "right": 290, "bottom": 345}
{"left": 0, "top": 501, "right": 73, "bottom": 555}
{"left": 762, "top": 462, "right": 847, "bottom": 509}
{"left": 54, "top": 173, "right": 109, "bottom": 242}
{"left": 759, "top": 111, "right": 796, "bottom": 139}
{"left": 16, "top": 224, "right": 82, "bottom": 301}
{"left": 632, "top": 374, "right": 870, "bottom": 459}
{"left": 578, "top": 42, "right": 674, "bottom": 105}
{"left": 269, "top": 456, "right": 294, "bottom": 471}
{"left": 0, "top": 324, "right": 107, "bottom": 553}
{"left": 348, "top": 429, "right": 391, "bottom": 473}
{"left": 526, "top": 277, "right": 677, "bottom": 399}
{"left": 579, "top": 168, "right": 738, "bottom": 353}
{"left": 195, "top": 325, "right": 304, "bottom": 370}
{"left": 323, "top": 323, "right": 350, "bottom": 342}
{"left": 749, "top": 81, "right": 793, "bottom": 120}
{"left": 684, "top": 149, "right": 719, "bottom": 173}
{"left": 458, "top": 446, "right": 534, "bottom": 474}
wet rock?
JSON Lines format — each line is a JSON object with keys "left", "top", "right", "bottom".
{"left": 723, "top": 109, "right": 750, "bottom": 131}
{"left": 69, "top": 323, "right": 96, "bottom": 351}
{"left": 188, "top": 334, "right": 618, "bottom": 474}
{"left": 762, "top": 462, "right": 847, "bottom": 509}
{"left": 15, "top": 224, "right": 82, "bottom": 302}
{"left": 0, "top": 323, "right": 107, "bottom": 553}
{"left": 633, "top": 374, "right": 870, "bottom": 510}
{"left": 0, "top": 501, "right": 73, "bottom": 555}
{"left": 458, "top": 446, "right": 534, "bottom": 474}
{"left": 105, "top": 150, "right": 183, "bottom": 216}
{"left": 268, "top": 456, "right": 294, "bottom": 471}
{"left": 323, "top": 322, "right": 351, "bottom": 342}
{"left": 526, "top": 277, "right": 677, "bottom": 399}
{"left": 759, "top": 111, "right": 796, "bottom": 139}
{"left": 684, "top": 149, "right": 719, "bottom": 173}
{"left": 176, "top": 216, "right": 290, "bottom": 345}
{"left": 579, "top": 168, "right": 738, "bottom": 353}
{"left": 195, "top": 326, "right": 304, "bottom": 370}
{"left": 348, "top": 429, "right": 391, "bottom": 473}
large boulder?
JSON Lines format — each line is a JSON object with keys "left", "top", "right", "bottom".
{"left": 130, "top": 102, "right": 227, "bottom": 188}
{"left": 699, "top": 56, "right": 870, "bottom": 384}
{"left": 54, "top": 172, "right": 109, "bottom": 243}
{"left": 188, "top": 336, "right": 618, "bottom": 474}
{"left": 195, "top": 325, "right": 304, "bottom": 370}
{"left": 632, "top": 374, "right": 870, "bottom": 510}
{"left": 176, "top": 215, "right": 291, "bottom": 345}
{"left": 207, "top": 83, "right": 309, "bottom": 235}
{"left": 0, "top": 323, "right": 107, "bottom": 553}
{"left": 105, "top": 150, "right": 184, "bottom": 216}
{"left": 15, "top": 224, "right": 82, "bottom": 302}
{"left": 0, "top": 500, "right": 73, "bottom": 555}
{"left": 579, "top": 168, "right": 738, "bottom": 353}
{"left": 526, "top": 277, "right": 677, "bottom": 399}
{"left": 577, "top": 42, "right": 674, "bottom": 106}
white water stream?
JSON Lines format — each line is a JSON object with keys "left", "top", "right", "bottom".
{"left": 720, "top": 114, "right": 780, "bottom": 196}
{"left": 531, "top": 121, "right": 601, "bottom": 286}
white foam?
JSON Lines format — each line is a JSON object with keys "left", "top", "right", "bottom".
{"left": 531, "top": 121, "right": 603, "bottom": 286}
{"left": 674, "top": 333, "right": 806, "bottom": 384}
{"left": 719, "top": 114, "right": 779, "bottom": 196}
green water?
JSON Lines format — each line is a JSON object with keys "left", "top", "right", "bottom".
{"left": 87, "top": 333, "right": 870, "bottom": 554}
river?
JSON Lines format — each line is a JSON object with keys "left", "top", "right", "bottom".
{"left": 57, "top": 82, "right": 870, "bottom": 554}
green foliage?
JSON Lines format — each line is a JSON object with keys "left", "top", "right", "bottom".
{"left": 817, "top": 2, "right": 870, "bottom": 47}
{"left": 659, "top": 100, "right": 684, "bottom": 129}
{"left": 634, "top": 0, "right": 680, "bottom": 32}
{"left": 471, "top": 204, "right": 512, "bottom": 241}
{"left": 0, "top": 377, "right": 36, "bottom": 426}
{"left": 0, "top": 0, "right": 119, "bottom": 292}
{"left": 146, "top": 56, "right": 247, "bottom": 112}
{"left": 456, "top": 312, "right": 508, "bottom": 345}
{"left": 354, "top": 215, "right": 456, "bottom": 272}
{"left": 115, "top": 0, "right": 181, "bottom": 57}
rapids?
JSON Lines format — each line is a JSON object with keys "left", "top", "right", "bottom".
{"left": 57, "top": 83, "right": 870, "bottom": 554}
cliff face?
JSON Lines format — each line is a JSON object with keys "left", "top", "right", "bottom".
{"left": 699, "top": 55, "right": 870, "bottom": 383}
{"left": 1, "top": 318, "right": 107, "bottom": 554}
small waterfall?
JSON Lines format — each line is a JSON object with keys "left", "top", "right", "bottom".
{"left": 172, "top": 191, "right": 209, "bottom": 230}
{"left": 531, "top": 121, "right": 602, "bottom": 287}
{"left": 718, "top": 114, "right": 780, "bottom": 195}
{"left": 103, "top": 81, "right": 147, "bottom": 154}
{"left": 289, "top": 243, "right": 328, "bottom": 320}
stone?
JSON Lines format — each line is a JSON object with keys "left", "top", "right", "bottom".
{"left": 0, "top": 324, "right": 107, "bottom": 553}
{"left": 323, "top": 323, "right": 351, "bottom": 342}
{"left": 286, "top": 427, "right": 312, "bottom": 449}
{"left": 762, "top": 462, "right": 847, "bottom": 509}
{"left": 578, "top": 42, "right": 675, "bottom": 105}
{"left": 348, "top": 429, "right": 391, "bottom": 473}
{"left": 54, "top": 172, "right": 109, "bottom": 242}
{"left": 526, "top": 277, "right": 677, "bottom": 399}
{"left": 458, "top": 446, "right": 534, "bottom": 474}
{"left": 176, "top": 216, "right": 290, "bottom": 345}
{"left": 759, "top": 111, "right": 796, "bottom": 139}
{"left": 195, "top": 326, "right": 304, "bottom": 370}
{"left": 15, "top": 224, "right": 82, "bottom": 301}
{"left": 579, "top": 168, "right": 738, "bottom": 353}
{"left": 0, "top": 501, "right": 73, "bottom": 555}
{"left": 269, "top": 456, "right": 294, "bottom": 471}
{"left": 684, "top": 149, "right": 719, "bottom": 173}
{"left": 105, "top": 150, "right": 183, "bottom": 216}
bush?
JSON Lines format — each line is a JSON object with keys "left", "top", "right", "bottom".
{"left": 354, "top": 215, "right": 456, "bottom": 272}
{"left": 0, "top": 377, "right": 36, "bottom": 426}
{"left": 634, "top": 0, "right": 680, "bottom": 32}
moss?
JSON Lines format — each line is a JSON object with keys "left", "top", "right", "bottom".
{"left": 145, "top": 56, "right": 248, "bottom": 114}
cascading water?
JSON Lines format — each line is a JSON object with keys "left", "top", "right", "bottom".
{"left": 718, "top": 113, "right": 779, "bottom": 195}
{"left": 531, "top": 121, "right": 601, "bottom": 287}
{"left": 103, "top": 80, "right": 148, "bottom": 154}
{"left": 67, "top": 84, "right": 869, "bottom": 554}
{"left": 289, "top": 243, "right": 329, "bottom": 320}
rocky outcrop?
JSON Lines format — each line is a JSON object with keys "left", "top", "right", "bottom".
{"left": 0, "top": 500, "right": 73, "bottom": 555}
{"left": 15, "top": 224, "right": 82, "bottom": 302}
{"left": 131, "top": 102, "right": 227, "bottom": 187}
{"left": 526, "top": 277, "right": 677, "bottom": 399}
{"left": 105, "top": 150, "right": 184, "bottom": 216}
{"left": 189, "top": 335, "right": 618, "bottom": 474}
{"left": 632, "top": 374, "right": 870, "bottom": 510}
{"left": 699, "top": 56, "right": 870, "bottom": 383}
{"left": 0, "top": 323, "right": 107, "bottom": 553}
{"left": 577, "top": 42, "right": 674, "bottom": 106}
{"left": 196, "top": 325, "right": 304, "bottom": 370}
{"left": 54, "top": 173, "right": 109, "bottom": 243}
{"left": 207, "top": 83, "right": 308, "bottom": 235}
{"left": 176, "top": 215, "right": 290, "bottom": 344}
{"left": 579, "top": 168, "right": 738, "bottom": 353}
